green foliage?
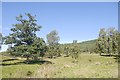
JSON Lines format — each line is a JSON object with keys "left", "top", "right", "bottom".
{"left": 58, "top": 41, "right": 81, "bottom": 58}
{"left": 30, "top": 38, "right": 47, "bottom": 60}
{"left": 46, "top": 46, "right": 54, "bottom": 58}
{"left": 70, "top": 44, "right": 79, "bottom": 60}
{"left": 80, "top": 40, "right": 96, "bottom": 53}
{"left": 0, "top": 33, "right": 2, "bottom": 50}
{"left": 46, "top": 30, "right": 61, "bottom": 58}
{"left": 46, "top": 30, "right": 60, "bottom": 46}
{"left": 46, "top": 44, "right": 61, "bottom": 58}
{"left": 4, "top": 13, "right": 46, "bottom": 61}
{"left": 96, "top": 28, "right": 118, "bottom": 56}
{"left": 27, "top": 71, "right": 33, "bottom": 76}
{"left": 117, "top": 32, "right": 120, "bottom": 61}
{"left": 1, "top": 53, "right": 118, "bottom": 78}
{"left": 54, "top": 44, "right": 61, "bottom": 57}
{"left": 61, "top": 41, "right": 80, "bottom": 60}
{"left": 64, "top": 47, "right": 70, "bottom": 57}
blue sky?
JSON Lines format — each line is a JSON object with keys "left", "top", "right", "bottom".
{"left": 2, "top": 2, "right": 118, "bottom": 44}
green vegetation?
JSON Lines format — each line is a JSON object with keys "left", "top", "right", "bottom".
{"left": 0, "top": 32, "right": 2, "bottom": 50}
{"left": 46, "top": 30, "right": 61, "bottom": 58}
{"left": 1, "top": 53, "right": 118, "bottom": 78}
{"left": 79, "top": 39, "right": 97, "bottom": 52}
{"left": 3, "top": 13, "right": 47, "bottom": 61}
{"left": 96, "top": 28, "right": 118, "bottom": 56}
{"left": 1, "top": 13, "right": 119, "bottom": 78}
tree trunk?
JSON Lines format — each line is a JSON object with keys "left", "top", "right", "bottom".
{"left": 27, "top": 57, "right": 29, "bottom": 61}
{"left": 26, "top": 56, "right": 30, "bottom": 64}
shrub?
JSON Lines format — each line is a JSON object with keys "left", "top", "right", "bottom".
{"left": 26, "top": 71, "right": 33, "bottom": 76}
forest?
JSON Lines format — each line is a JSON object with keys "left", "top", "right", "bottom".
{"left": 0, "top": 13, "right": 119, "bottom": 78}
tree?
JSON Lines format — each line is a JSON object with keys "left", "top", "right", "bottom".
{"left": 31, "top": 37, "right": 47, "bottom": 60}
{"left": 70, "top": 41, "right": 79, "bottom": 61}
{"left": 4, "top": 13, "right": 46, "bottom": 61}
{"left": 73, "top": 40, "right": 77, "bottom": 43}
{"left": 96, "top": 27, "right": 118, "bottom": 56}
{"left": 10, "top": 13, "right": 41, "bottom": 46}
{"left": 54, "top": 44, "right": 61, "bottom": 57}
{"left": 117, "top": 32, "right": 120, "bottom": 62}
{"left": 99, "top": 28, "right": 106, "bottom": 55}
{"left": 46, "top": 30, "right": 60, "bottom": 45}
{"left": 110, "top": 29, "right": 118, "bottom": 54}
{"left": 64, "top": 46, "right": 70, "bottom": 57}
{"left": 46, "top": 30, "right": 60, "bottom": 58}
{"left": 118, "top": 32, "right": 120, "bottom": 54}
{"left": 0, "top": 33, "right": 2, "bottom": 50}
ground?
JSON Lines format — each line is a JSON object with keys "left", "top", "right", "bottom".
{"left": 0, "top": 52, "right": 118, "bottom": 78}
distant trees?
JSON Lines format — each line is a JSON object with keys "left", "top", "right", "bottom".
{"left": 61, "top": 40, "right": 80, "bottom": 61}
{"left": 118, "top": 32, "right": 120, "bottom": 53}
{"left": 4, "top": 13, "right": 47, "bottom": 61}
{"left": 0, "top": 33, "right": 2, "bottom": 50}
{"left": 118, "top": 32, "right": 120, "bottom": 58}
{"left": 96, "top": 28, "right": 118, "bottom": 56}
{"left": 64, "top": 46, "right": 70, "bottom": 57}
{"left": 73, "top": 40, "right": 77, "bottom": 43}
{"left": 46, "top": 30, "right": 61, "bottom": 58}
{"left": 70, "top": 40, "right": 80, "bottom": 60}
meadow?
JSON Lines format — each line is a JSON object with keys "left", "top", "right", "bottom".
{"left": 1, "top": 52, "right": 118, "bottom": 78}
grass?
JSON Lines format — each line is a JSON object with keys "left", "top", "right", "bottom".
{"left": 1, "top": 52, "right": 118, "bottom": 78}
{"left": 1, "top": 56, "right": 40, "bottom": 78}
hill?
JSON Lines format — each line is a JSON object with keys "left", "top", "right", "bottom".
{"left": 79, "top": 39, "right": 97, "bottom": 52}
{"left": 60, "top": 39, "right": 97, "bottom": 53}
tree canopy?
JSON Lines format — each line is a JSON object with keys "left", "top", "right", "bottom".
{"left": 96, "top": 27, "right": 118, "bottom": 56}
{"left": 46, "top": 30, "right": 60, "bottom": 46}
{"left": 4, "top": 13, "right": 46, "bottom": 61}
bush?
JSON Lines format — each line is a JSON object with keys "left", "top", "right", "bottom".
{"left": 26, "top": 71, "right": 33, "bottom": 76}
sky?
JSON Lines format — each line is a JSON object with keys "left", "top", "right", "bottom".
{"left": 2, "top": 2, "right": 118, "bottom": 44}
{"left": 1, "top": 0, "right": 119, "bottom": 2}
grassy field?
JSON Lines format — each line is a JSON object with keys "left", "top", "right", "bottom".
{"left": 1, "top": 52, "right": 118, "bottom": 78}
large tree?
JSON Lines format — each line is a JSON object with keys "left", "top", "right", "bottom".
{"left": 4, "top": 13, "right": 46, "bottom": 61}
{"left": 96, "top": 27, "right": 118, "bottom": 56}
{"left": 96, "top": 28, "right": 106, "bottom": 55}
{"left": 118, "top": 32, "right": 120, "bottom": 60}
{"left": 118, "top": 32, "right": 120, "bottom": 53}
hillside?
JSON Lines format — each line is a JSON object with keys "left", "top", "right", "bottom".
{"left": 60, "top": 39, "right": 97, "bottom": 52}
{"left": 79, "top": 39, "right": 97, "bottom": 52}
